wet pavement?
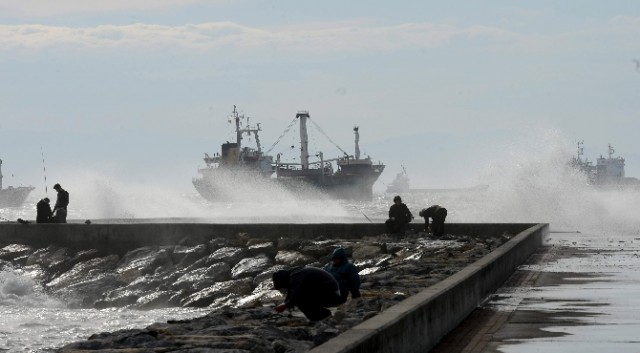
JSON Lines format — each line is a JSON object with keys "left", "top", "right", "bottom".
{"left": 432, "top": 231, "right": 640, "bottom": 353}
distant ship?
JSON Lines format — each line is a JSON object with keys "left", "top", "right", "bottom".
{"left": 0, "top": 159, "right": 34, "bottom": 208}
{"left": 385, "top": 166, "right": 410, "bottom": 194}
{"left": 192, "top": 107, "right": 385, "bottom": 201}
{"left": 570, "top": 141, "right": 640, "bottom": 187}
{"left": 385, "top": 166, "right": 488, "bottom": 195}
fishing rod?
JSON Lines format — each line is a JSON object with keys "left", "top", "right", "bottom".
{"left": 361, "top": 210, "right": 373, "bottom": 223}
{"left": 40, "top": 146, "right": 48, "bottom": 196}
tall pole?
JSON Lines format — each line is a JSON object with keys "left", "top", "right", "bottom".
{"left": 0, "top": 159, "right": 3, "bottom": 190}
{"left": 297, "top": 111, "right": 310, "bottom": 169}
{"left": 354, "top": 126, "right": 361, "bottom": 160}
{"left": 234, "top": 105, "right": 242, "bottom": 150}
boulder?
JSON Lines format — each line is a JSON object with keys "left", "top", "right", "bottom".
{"left": 231, "top": 255, "right": 273, "bottom": 279}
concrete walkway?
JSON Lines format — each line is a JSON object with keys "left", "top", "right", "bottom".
{"left": 431, "top": 231, "right": 640, "bottom": 353}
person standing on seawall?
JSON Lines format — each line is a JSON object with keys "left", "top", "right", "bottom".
{"left": 52, "top": 183, "right": 69, "bottom": 223}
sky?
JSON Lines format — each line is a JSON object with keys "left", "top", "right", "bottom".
{"left": 0, "top": 0, "right": 639, "bottom": 196}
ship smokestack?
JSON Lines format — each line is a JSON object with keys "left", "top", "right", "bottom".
{"left": 297, "top": 111, "right": 310, "bottom": 169}
{"left": 354, "top": 126, "right": 360, "bottom": 160}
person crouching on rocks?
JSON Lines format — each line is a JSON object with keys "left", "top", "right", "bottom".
{"left": 419, "top": 204, "right": 448, "bottom": 236}
{"left": 272, "top": 267, "right": 342, "bottom": 321}
{"left": 324, "top": 248, "right": 360, "bottom": 304}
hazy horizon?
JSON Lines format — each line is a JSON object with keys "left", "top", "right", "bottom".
{"left": 1, "top": 1, "right": 639, "bottom": 197}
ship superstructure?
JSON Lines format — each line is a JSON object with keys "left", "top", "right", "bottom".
{"left": 192, "top": 106, "right": 275, "bottom": 201}
{"left": 571, "top": 141, "right": 639, "bottom": 186}
{"left": 273, "top": 111, "right": 385, "bottom": 200}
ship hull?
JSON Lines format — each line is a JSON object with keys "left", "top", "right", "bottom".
{"left": 0, "top": 186, "right": 35, "bottom": 208}
{"left": 193, "top": 167, "right": 276, "bottom": 202}
{"left": 194, "top": 165, "right": 384, "bottom": 201}
{"left": 275, "top": 163, "right": 385, "bottom": 200}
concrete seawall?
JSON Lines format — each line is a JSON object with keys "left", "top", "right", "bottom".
{"left": 0, "top": 222, "right": 537, "bottom": 255}
{"left": 310, "top": 223, "right": 548, "bottom": 353}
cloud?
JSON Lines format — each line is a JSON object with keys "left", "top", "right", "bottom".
{"left": 0, "top": 0, "right": 223, "bottom": 17}
{"left": 0, "top": 21, "right": 515, "bottom": 55}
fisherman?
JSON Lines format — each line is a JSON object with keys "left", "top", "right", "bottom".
{"left": 52, "top": 183, "right": 69, "bottom": 223}
{"left": 36, "top": 197, "right": 53, "bottom": 223}
{"left": 272, "top": 267, "right": 342, "bottom": 321}
{"left": 324, "top": 248, "right": 361, "bottom": 303}
{"left": 419, "top": 204, "right": 448, "bottom": 236}
{"left": 385, "top": 195, "right": 413, "bottom": 234}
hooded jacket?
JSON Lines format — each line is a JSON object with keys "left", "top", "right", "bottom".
{"left": 323, "top": 248, "right": 361, "bottom": 302}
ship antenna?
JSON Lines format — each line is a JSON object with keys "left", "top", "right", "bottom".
{"left": 40, "top": 146, "right": 48, "bottom": 196}
{"left": 577, "top": 140, "right": 584, "bottom": 159}
{"left": 354, "top": 126, "right": 360, "bottom": 160}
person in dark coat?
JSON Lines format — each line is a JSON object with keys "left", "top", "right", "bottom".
{"left": 52, "top": 183, "right": 69, "bottom": 223}
{"left": 419, "top": 205, "right": 448, "bottom": 236}
{"left": 324, "top": 248, "right": 360, "bottom": 303}
{"left": 36, "top": 197, "right": 53, "bottom": 223}
{"left": 385, "top": 195, "right": 413, "bottom": 234}
{"left": 272, "top": 267, "right": 342, "bottom": 321}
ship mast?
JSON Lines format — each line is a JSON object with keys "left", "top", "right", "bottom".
{"left": 297, "top": 111, "right": 310, "bottom": 169}
{"left": 608, "top": 143, "right": 615, "bottom": 158}
{"left": 0, "top": 159, "right": 3, "bottom": 190}
{"left": 233, "top": 105, "right": 242, "bottom": 151}
{"left": 354, "top": 126, "right": 361, "bottom": 160}
{"left": 576, "top": 140, "right": 584, "bottom": 161}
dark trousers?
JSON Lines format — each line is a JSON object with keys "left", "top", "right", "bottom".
{"left": 53, "top": 208, "right": 67, "bottom": 223}
{"left": 385, "top": 219, "right": 408, "bottom": 234}
{"left": 431, "top": 210, "right": 447, "bottom": 236}
{"left": 431, "top": 219, "right": 445, "bottom": 236}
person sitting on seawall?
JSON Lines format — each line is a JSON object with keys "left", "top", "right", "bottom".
{"left": 385, "top": 195, "right": 414, "bottom": 234}
{"left": 323, "top": 248, "right": 360, "bottom": 304}
{"left": 419, "top": 204, "right": 448, "bottom": 236}
{"left": 52, "top": 183, "right": 69, "bottom": 223}
{"left": 36, "top": 197, "right": 53, "bottom": 223}
{"left": 272, "top": 266, "right": 342, "bottom": 321}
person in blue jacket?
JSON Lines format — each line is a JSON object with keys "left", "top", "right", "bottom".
{"left": 324, "top": 248, "right": 361, "bottom": 303}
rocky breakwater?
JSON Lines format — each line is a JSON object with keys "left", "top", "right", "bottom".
{"left": 0, "top": 231, "right": 513, "bottom": 352}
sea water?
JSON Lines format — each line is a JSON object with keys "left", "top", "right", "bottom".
{"left": 1, "top": 137, "right": 640, "bottom": 352}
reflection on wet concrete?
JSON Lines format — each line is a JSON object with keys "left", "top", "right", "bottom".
{"left": 432, "top": 232, "right": 640, "bottom": 353}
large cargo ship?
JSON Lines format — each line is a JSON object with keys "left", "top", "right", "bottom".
{"left": 570, "top": 141, "right": 640, "bottom": 187}
{"left": 0, "top": 159, "right": 34, "bottom": 208}
{"left": 192, "top": 107, "right": 385, "bottom": 201}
